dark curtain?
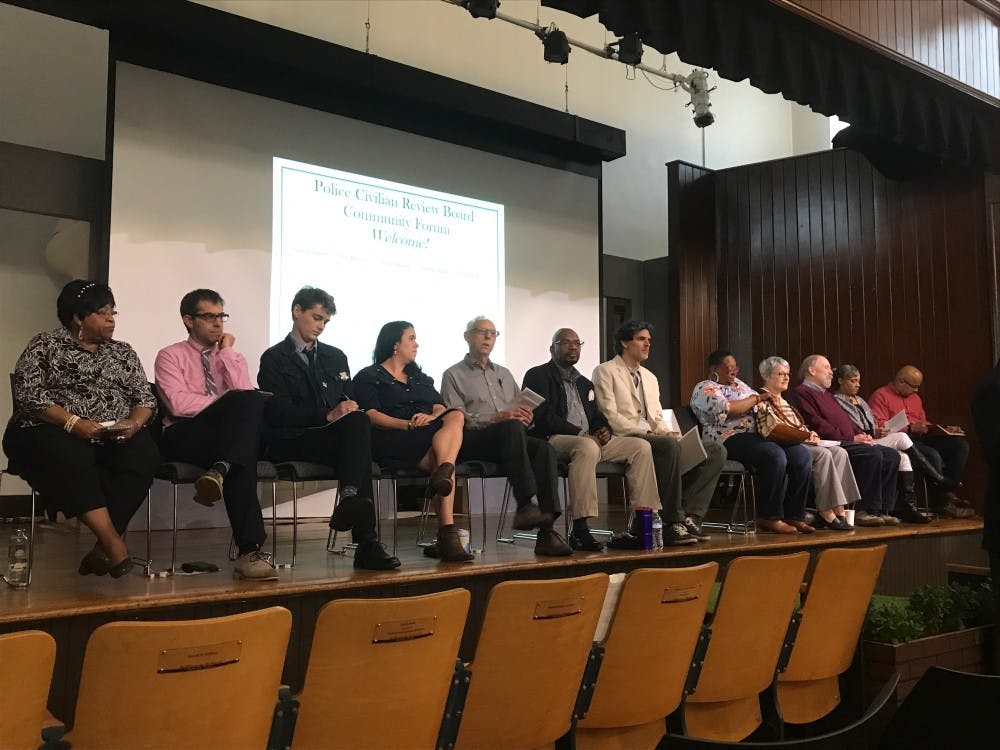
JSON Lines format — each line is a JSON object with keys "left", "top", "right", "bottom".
{"left": 543, "top": 0, "right": 1000, "bottom": 171}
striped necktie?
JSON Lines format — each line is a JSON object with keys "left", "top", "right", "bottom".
{"left": 201, "top": 347, "right": 218, "bottom": 396}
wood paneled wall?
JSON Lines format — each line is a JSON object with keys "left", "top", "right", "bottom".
{"left": 704, "top": 148, "right": 994, "bottom": 501}
{"left": 783, "top": 0, "right": 1000, "bottom": 100}
{"left": 666, "top": 162, "right": 718, "bottom": 403}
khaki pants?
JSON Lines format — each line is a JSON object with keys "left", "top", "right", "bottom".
{"left": 548, "top": 434, "right": 659, "bottom": 520}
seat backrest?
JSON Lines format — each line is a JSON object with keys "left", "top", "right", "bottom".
{"left": 777, "top": 545, "right": 887, "bottom": 724}
{"left": 684, "top": 552, "right": 809, "bottom": 742}
{"left": 67, "top": 607, "right": 291, "bottom": 750}
{"left": 0, "top": 629, "right": 56, "bottom": 750}
{"left": 292, "top": 588, "right": 471, "bottom": 750}
{"left": 456, "top": 573, "right": 609, "bottom": 750}
{"left": 581, "top": 563, "right": 719, "bottom": 730}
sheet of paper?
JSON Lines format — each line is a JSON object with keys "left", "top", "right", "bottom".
{"left": 508, "top": 387, "right": 545, "bottom": 412}
{"left": 884, "top": 410, "right": 909, "bottom": 433}
{"left": 816, "top": 439, "right": 841, "bottom": 448}
{"left": 928, "top": 423, "right": 964, "bottom": 436}
{"left": 679, "top": 426, "right": 708, "bottom": 475}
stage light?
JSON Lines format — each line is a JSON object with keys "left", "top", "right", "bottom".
{"left": 463, "top": 0, "right": 499, "bottom": 19}
{"left": 607, "top": 33, "right": 643, "bottom": 66}
{"left": 683, "top": 69, "right": 715, "bottom": 128}
{"left": 536, "top": 24, "right": 570, "bottom": 64}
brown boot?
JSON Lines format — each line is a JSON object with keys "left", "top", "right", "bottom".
{"left": 436, "top": 524, "right": 474, "bottom": 562}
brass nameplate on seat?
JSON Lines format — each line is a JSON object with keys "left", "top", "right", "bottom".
{"left": 157, "top": 640, "right": 242, "bottom": 673}
{"left": 661, "top": 584, "right": 702, "bottom": 603}
{"left": 373, "top": 616, "right": 437, "bottom": 643}
{"left": 533, "top": 597, "right": 584, "bottom": 620}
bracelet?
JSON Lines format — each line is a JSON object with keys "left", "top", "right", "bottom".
{"left": 64, "top": 414, "right": 80, "bottom": 433}
{"left": 407, "top": 420, "right": 414, "bottom": 431}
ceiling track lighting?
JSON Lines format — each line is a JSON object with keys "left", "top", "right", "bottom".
{"left": 536, "top": 23, "right": 571, "bottom": 65}
{"left": 445, "top": 0, "right": 715, "bottom": 127}
{"left": 607, "top": 33, "right": 643, "bottom": 67}
{"left": 462, "top": 0, "right": 499, "bottom": 20}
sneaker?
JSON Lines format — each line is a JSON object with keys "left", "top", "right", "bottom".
{"left": 513, "top": 503, "right": 553, "bottom": 531}
{"left": 853, "top": 510, "right": 885, "bottom": 527}
{"left": 663, "top": 522, "right": 698, "bottom": 546}
{"left": 535, "top": 527, "right": 572, "bottom": 556}
{"left": 193, "top": 469, "right": 224, "bottom": 507}
{"left": 354, "top": 538, "right": 402, "bottom": 570}
{"left": 878, "top": 514, "right": 902, "bottom": 526}
{"left": 568, "top": 527, "right": 605, "bottom": 552}
{"left": 682, "top": 516, "right": 711, "bottom": 541}
{"left": 233, "top": 550, "right": 278, "bottom": 581}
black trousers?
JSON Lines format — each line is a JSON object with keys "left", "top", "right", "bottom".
{"left": 265, "top": 411, "right": 373, "bottom": 497}
{"left": 160, "top": 390, "right": 268, "bottom": 553}
{"left": 912, "top": 434, "right": 970, "bottom": 506}
{"left": 991, "top": 550, "right": 1000, "bottom": 675}
{"left": 841, "top": 442, "right": 899, "bottom": 514}
{"left": 458, "top": 420, "right": 561, "bottom": 516}
{"left": 3, "top": 423, "right": 160, "bottom": 534}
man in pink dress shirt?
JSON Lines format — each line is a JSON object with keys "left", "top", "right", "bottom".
{"left": 155, "top": 289, "right": 277, "bottom": 581}
{"left": 869, "top": 365, "right": 972, "bottom": 519}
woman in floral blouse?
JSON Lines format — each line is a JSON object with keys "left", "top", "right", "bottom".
{"left": 690, "top": 349, "right": 812, "bottom": 533}
{"left": 3, "top": 280, "right": 160, "bottom": 578}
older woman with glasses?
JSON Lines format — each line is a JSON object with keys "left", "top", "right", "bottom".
{"left": 758, "top": 357, "right": 858, "bottom": 530}
{"left": 832, "top": 364, "right": 959, "bottom": 523}
{"left": 690, "top": 349, "right": 813, "bottom": 533}
{"left": 2, "top": 280, "right": 160, "bottom": 578}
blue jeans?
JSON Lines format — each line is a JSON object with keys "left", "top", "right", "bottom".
{"left": 723, "top": 432, "right": 812, "bottom": 520}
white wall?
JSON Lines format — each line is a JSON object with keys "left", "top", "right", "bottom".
{"left": 197, "top": 0, "right": 815, "bottom": 261}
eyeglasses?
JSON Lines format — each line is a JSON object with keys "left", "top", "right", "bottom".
{"left": 555, "top": 339, "right": 584, "bottom": 348}
{"left": 775, "top": 371, "right": 790, "bottom": 378}
{"left": 471, "top": 328, "right": 499, "bottom": 339}
{"left": 93, "top": 306, "right": 118, "bottom": 318}
{"left": 191, "top": 312, "right": 230, "bottom": 323}
{"left": 900, "top": 379, "right": 920, "bottom": 390}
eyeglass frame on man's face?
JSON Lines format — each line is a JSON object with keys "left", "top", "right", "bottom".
{"left": 898, "top": 377, "right": 920, "bottom": 391}
{"left": 190, "top": 312, "right": 230, "bottom": 323}
{"left": 470, "top": 327, "right": 500, "bottom": 339}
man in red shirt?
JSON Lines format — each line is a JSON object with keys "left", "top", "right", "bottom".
{"left": 869, "top": 365, "right": 972, "bottom": 519}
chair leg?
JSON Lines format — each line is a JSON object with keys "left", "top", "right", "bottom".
{"left": 290, "top": 479, "right": 298, "bottom": 568}
{"left": 170, "top": 483, "right": 179, "bottom": 575}
{"left": 27, "top": 488, "right": 36, "bottom": 586}
{"left": 271, "top": 478, "right": 278, "bottom": 565}
{"left": 495, "top": 482, "right": 516, "bottom": 544}
{"left": 132, "top": 490, "right": 154, "bottom": 577}
{"left": 416, "top": 487, "right": 434, "bottom": 548}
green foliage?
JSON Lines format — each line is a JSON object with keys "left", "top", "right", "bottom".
{"left": 863, "top": 580, "right": 995, "bottom": 645}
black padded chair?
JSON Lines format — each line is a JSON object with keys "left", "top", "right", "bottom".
{"left": 1, "top": 376, "right": 38, "bottom": 586}
{"left": 679, "top": 405, "right": 757, "bottom": 534}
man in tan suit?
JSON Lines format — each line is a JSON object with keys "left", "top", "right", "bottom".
{"left": 592, "top": 320, "right": 726, "bottom": 542}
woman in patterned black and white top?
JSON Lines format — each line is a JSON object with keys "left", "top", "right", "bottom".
{"left": 3, "top": 280, "right": 160, "bottom": 578}
{"left": 690, "top": 349, "right": 812, "bottom": 533}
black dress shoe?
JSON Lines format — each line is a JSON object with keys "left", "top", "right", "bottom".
{"left": 606, "top": 531, "right": 643, "bottom": 550}
{"left": 109, "top": 555, "right": 135, "bottom": 579}
{"left": 78, "top": 546, "right": 112, "bottom": 576}
{"left": 828, "top": 516, "right": 854, "bottom": 531}
{"left": 512, "top": 503, "right": 552, "bottom": 531}
{"left": 894, "top": 499, "right": 932, "bottom": 524}
{"left": 535, "top": 527, "right": 572, "bottom": 556}
{"left": 354, "top": 538, "right": 402, "bottom": 570}
{"left": 568, "top": 528, "right": 605, "bottom": 552}
{"left": 330, "top": 495, "right": 377, "bottom": 531}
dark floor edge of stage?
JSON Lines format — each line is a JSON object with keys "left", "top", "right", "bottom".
{"left": 0, "top": 516, "right": 986, "bottom": 625}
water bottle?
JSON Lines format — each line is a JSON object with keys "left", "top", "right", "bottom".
{"left": 6, "top": 528, "right": 30, "bottom": 588}
{"left": 651, "top": 511, "right": 664, "bottom": 550}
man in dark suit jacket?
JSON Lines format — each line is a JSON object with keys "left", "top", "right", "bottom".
{"left": 258, "top": 286, "right": 398, "bottom": 570}
{"left": 522, "top": 327, "right": 660, "bottom": 551}
{"left": 971, "top": 361, "right": 1000, "bottom": 673}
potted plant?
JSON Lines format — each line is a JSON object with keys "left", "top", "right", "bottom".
{"left": 862, "top": 580, "right": 995, "bottom": 710}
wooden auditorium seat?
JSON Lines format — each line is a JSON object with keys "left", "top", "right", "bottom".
{"left": 0, "top": 629, "right": 56, "bottom": 750}
{"left": 777, "top": 544, "right": 887, "bottom": 725}
{"left": 576, "top": 563, "right": 720, "bottom": 750}
{"left": 290, "top": 588, "right": 471, "bottom": 750}
{"left": 681, "top": 552, "right": 810, "bottom": 742}
{"left": 455, "top": 573, "right": 609, "bottom": 750}
{"left": 62, "top": 607, "right": 291, "bottom": 749}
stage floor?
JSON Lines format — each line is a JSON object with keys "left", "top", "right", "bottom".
{"left": 0, "top": 513, "right": 986, "bottom": 626}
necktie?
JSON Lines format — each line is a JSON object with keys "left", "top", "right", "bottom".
{"left": 201, "top": 348, "right": 218, "bottom": 396}
{"left": 306, "top": 346, "right": 317, "bottom": 368}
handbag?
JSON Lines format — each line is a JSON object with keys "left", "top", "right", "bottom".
{"left": 757, "top": 398, "right": 810, "bottom": 446}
